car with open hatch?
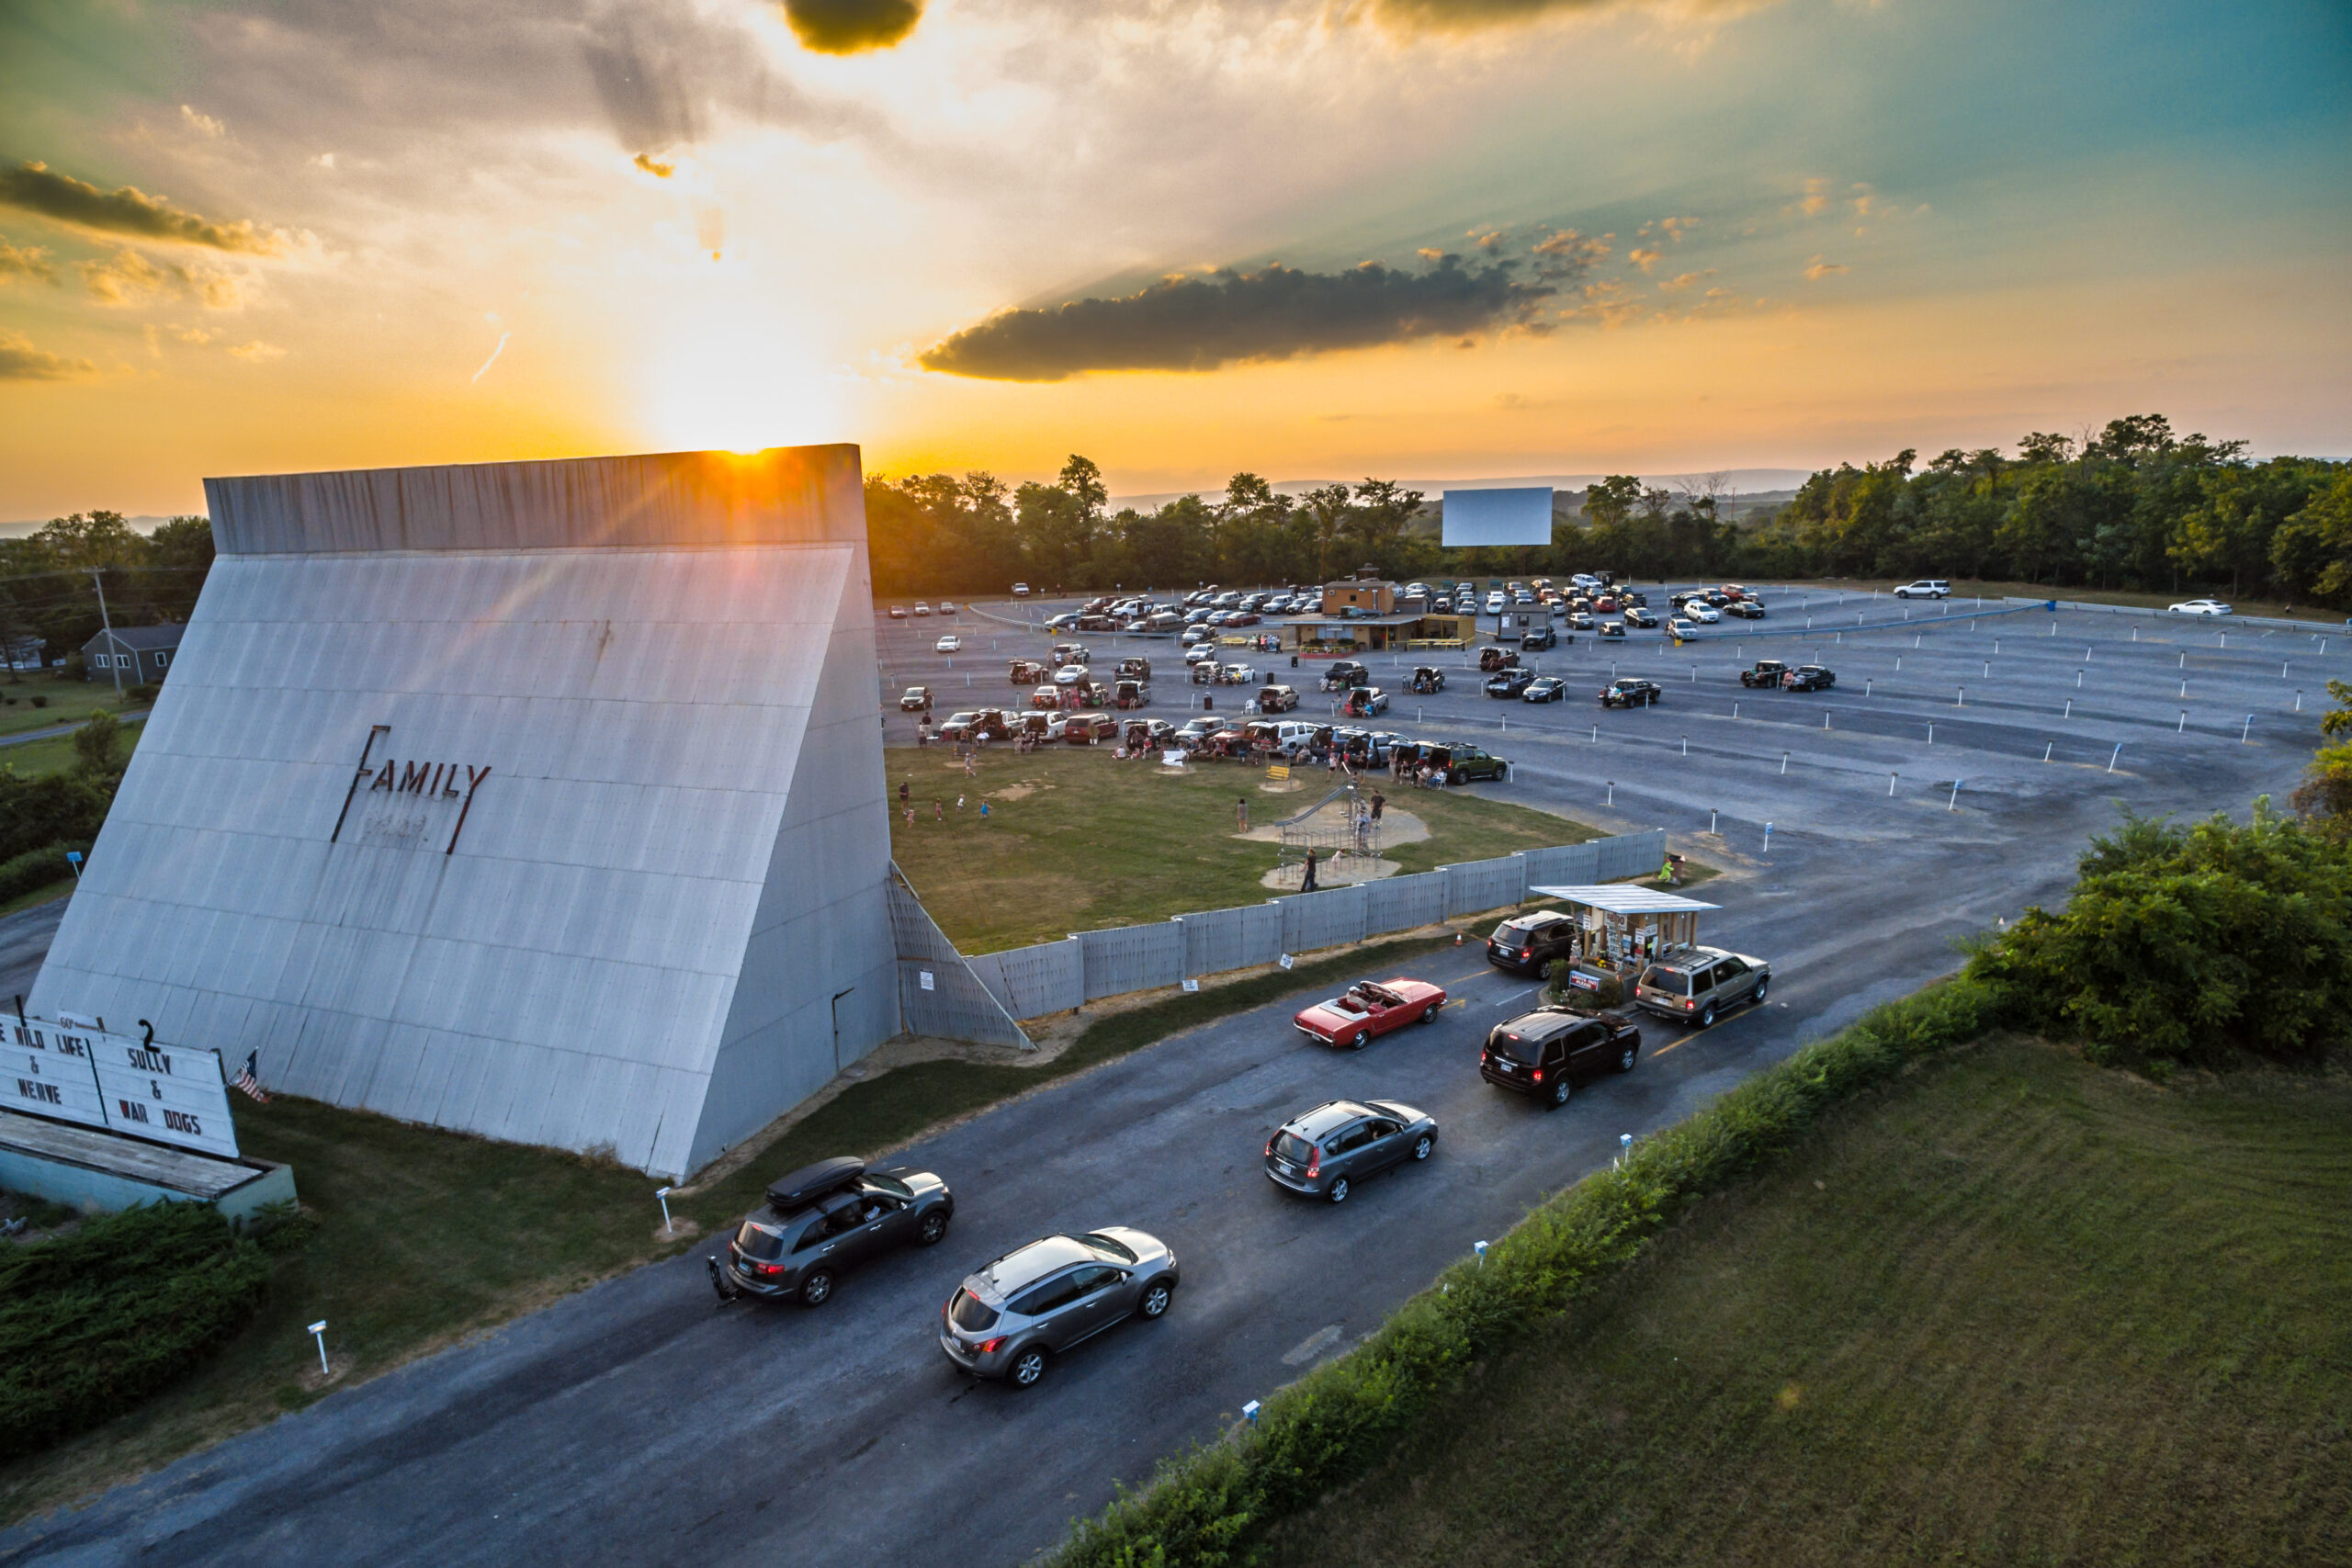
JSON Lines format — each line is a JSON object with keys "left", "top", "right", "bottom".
{"left": 1480, "top": 1008, "right": 1642, "bottom": 1107}
{"left": 1740, "top": 660, "right": 1790, "bottom": 688}
{"left": 939, "top": 1228, "right": 1177, "bottom": 1388}
{"left": 1293, "top": 976, "right": 1449, "bottom": 1047}
{"left": 1486, "top": 908, "right": 1578, "bottom": 974}
{"left": 1600, "top": 678, "right": 1662, "bottom": 708}
{"left": 1476, "top": 646, "right": 1521, "bottom": 672}
{"left": 708, "top": 1156, "right": 954, "bottom": 1307}
{"left": 1632, "top": 945, "right": 1771, "bottom": 1027}
{"left": 1263, "top": 1098, "right": 1438, "bottom": 1204}
{"left": 1424, "top": 742, "right": 1508, "bottom": 784}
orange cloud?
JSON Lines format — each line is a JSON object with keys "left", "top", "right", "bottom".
{"left": 633, "top": 152, "right": 675, "bottom": 178}
{"left": 1804, "top": 256, "right": 1849, "bottom": 281}
{"left": 0, "top": 236, "right": 57, "bottom": 285}
{"left": 0, "top": 331, "right": 96, "bottom": 380}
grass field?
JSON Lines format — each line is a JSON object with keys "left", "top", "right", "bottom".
{"left": 0, "top": 714, "right": 144, "bottom": 780}
{"left": 886, "top": 744, "right": 1599, "bottom": 953}
{"left": 1263, "top": 1036, "right": 2352, "bottom": 1568}
{"left": 0, "top": 931, "right": 1464, "bottom": 1528}
{"left": 0, "top": 677, "right": 143, "bottom": 739}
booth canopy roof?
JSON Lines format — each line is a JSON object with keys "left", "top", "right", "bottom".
{"left": 1528, "top": 885, "right": 1720, "bottom": 914}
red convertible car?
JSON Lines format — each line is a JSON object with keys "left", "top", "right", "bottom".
{"left": 1293, "top": 978, "right": 1449, "bottom": 1049}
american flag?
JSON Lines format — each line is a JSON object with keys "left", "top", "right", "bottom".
{"left": 233, "top": 1050, "right": 270, "bottom": 1104}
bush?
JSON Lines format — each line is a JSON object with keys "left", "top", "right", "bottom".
{"left": 27, "top": 694, "right": 45, "bottom": 709}
{"left": 1966, "top": 803, "right": 2351, "bottom": 1065}
{"left": 0, "top": 771, "right": 111, "bottom": 863}
{"left": 0, "top": 1201, "right": 288, "bottom": 1459}
{"left": 124, "top": 682, "right": 161, "bottom": 705}
{"left": 0, "top": 840, "right": 87, "bottom": 903}
{"left": 72, "top": 711, "right": 123, "bottom": 776}
{"left": 1049, "top": 975, "right": 2007, "bottom": 1567}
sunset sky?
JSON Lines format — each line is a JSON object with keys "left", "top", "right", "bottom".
{"left": 1, "top": 0, "right": 2346, "bottom": 519}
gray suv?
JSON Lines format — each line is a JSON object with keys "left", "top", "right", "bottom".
{"left": 1263, "top": 1099, "right": 1438, "bottom": 1204}
{"left": 708, "top": 1157, "right": 954, "bottom": 1307}
{"left": 939, "top": 1228, "right": 1178, "bottom": 1388}
{"left": 1632, "top": 945, "right": 1771, "bottom": 1027}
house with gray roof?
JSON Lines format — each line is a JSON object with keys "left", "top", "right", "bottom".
{"left": 81, "top": 624, "right": 183, "bottom": 683}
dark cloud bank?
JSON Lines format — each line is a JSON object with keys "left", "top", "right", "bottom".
{"left": 781, "top": 0, "right": 924, "bottom": 53}
{"left": 921, "top": 255, "right": 1556, "bottom": 381}
{"left": 0, "top": 162, "right": 278, "bottom": 253}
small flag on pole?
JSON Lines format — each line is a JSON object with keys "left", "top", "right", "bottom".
{"left": 233, "top": 1050, "right": 270, "bottom": 1104}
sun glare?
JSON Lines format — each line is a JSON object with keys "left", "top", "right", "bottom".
{"left": 637, "top": 294, "right": 848, "bottom": 455}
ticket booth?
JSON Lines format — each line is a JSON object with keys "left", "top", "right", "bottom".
{"left": 1524, "top": 884, "right": 1719, "bottom": 990}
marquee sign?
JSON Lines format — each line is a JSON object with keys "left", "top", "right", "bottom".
{"left": 331, "top": 724, "right": 492, "bottom": 854}
{"left": 6, "top": 1016, "right": 241, "bottom": 1159}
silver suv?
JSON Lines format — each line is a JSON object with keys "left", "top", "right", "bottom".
{"left": 939, "top": 1228, "right": 1177, "bottom": 1388}
{"left": 1632, "top": 945, "right": 1770, "bottom": 1026}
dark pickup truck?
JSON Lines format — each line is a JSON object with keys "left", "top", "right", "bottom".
{"left": 1479, "top": 1007, "right": 1642, "bottom": 1109}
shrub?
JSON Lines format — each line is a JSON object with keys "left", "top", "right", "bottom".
{"left": 27, "top": 694, "right": 46, "bottom": 709}
{"left": 0, "top": 840, "right": 88, "bottom": 903}
{"left": 1049, "top": 976, "right": 2006, "bottom": 1566}
{"left": 0, "top": 771, "right": 111, "bottom": 863}
{"left": 1966, "top": 803, "right": 2351, "bottom": 1065}
{"left": 0, "top": 1201, "right": 288, "bottom": 1459}
{"left": 72, "top": 711, "right": 123, "bottom": 776}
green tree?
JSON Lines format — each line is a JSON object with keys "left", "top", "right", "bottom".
{"left": 2271, "top": 470, "right": 2352, "bottom": 604}
{"left": 73, "top": 711, "right": 123, "bottom": 777}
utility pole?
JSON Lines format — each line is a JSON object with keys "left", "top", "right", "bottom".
{"left": 91, "top": 569, "right": 122, "bottom": 698}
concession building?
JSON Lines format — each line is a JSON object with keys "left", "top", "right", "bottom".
{"left": 28, "top": 446, "right": 906, "bottom": 1178}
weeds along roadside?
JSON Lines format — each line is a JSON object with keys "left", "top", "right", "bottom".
{"left": 1046, "top": 976, "right": 2010, "bottom": 1567}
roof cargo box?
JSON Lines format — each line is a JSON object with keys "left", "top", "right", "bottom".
{"left": 766, "top": 1156, "right": 865, "bottom": 1213}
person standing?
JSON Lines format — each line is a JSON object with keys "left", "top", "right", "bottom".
{"left": 1236, "top": 796, "right": 1250, "bottom": 831}
{"left": 934, "top": 798, "right": 944, "bottom": 822}
{"left": 1370, "top": 789, "right": 1385, "bottom": 822}
{"left": 899, "top": 778, "right": 911, "bottom": 810}
{"left": 1301, "top": 847, "right": 1319, "bottom": 892}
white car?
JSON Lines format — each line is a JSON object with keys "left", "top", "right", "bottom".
{"left": 1052, "top": 663, "right": 1090, "bottom": 685}
{"left": 1485, "top": 592, "right": 1507, "bottom": 615}
{"left": 1011, "top": 583, "right": 1031, "bottom": 597}
{"left": 913, "top": 603, "right": 932, "bottom": 616}
{"left": 1893, "top": 579, "right": 1951, "bottom": 600}
{"left": 1686, "top": 604, "right": 1722, "bottom": 624}
{"left": 935, "top": 635, "right": 963, "bottom": 653}
{"left": 2168, "top": 599, "right": 2233, "bottom": 616}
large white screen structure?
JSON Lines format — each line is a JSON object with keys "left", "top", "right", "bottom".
{"left": 1442, "top": 487, "right": 1555, "bottom": 547}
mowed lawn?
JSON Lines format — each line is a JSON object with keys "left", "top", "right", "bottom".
{"left": 0, "top": 677, "right": 143, "bottom": 739}
{"left": 1265, "top": 1037, "right": 2352, "bottom": 1568}
{"left": 884, "top": 743, "right": 1600, "bottom": 953}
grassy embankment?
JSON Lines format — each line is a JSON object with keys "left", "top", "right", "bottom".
{"left": 0, "top": 704, "right": 145, "bottom": 913}
{"left": 1246, "top": 1035, "right": 2352, "bottom": 1566}
{"left": 884, "top": 742, "right": 1602, "bottom": 953}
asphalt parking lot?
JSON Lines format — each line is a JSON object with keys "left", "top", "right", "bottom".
{"left": 4, "top": 589, "right": 2331, "bottom": 1568}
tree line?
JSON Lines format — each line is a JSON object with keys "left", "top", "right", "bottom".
{"left": 866, "top": 415, "right": 2350, "bottom": 606}
{"left": 0, "top": 511, "right": 213, "bottom": 678}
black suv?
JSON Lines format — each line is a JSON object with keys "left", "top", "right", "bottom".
{"left": 709, "top": 1157, "right": 954, "bottom": 1307}
{"left": 1481, "top": 1009, "right": 1642, "bottom": 1107}
{"left": 1486, "top": 669, "right": 1534, "bottom": 698}
{"left": 1740, "top": 660, "right": 1789, "bottom": 688}
{"left": 1599, "top": 679, "right": 1662, "bottom": 708}
{"left": 1520, "top": 626, "right": 1558, "bottom": 651}
{"left": 1487, "top": 909, "right": 1577, "bottom": 974}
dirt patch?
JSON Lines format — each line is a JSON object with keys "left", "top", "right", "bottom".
{"left": 1261, "top": 858, "right": 1402, "bottom": 889}
{"left": 989, "top": 784, "right": 1041, "bottom": 800}
{"left": 1235, "top": 807, "right": 1430, "bottom": 847}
